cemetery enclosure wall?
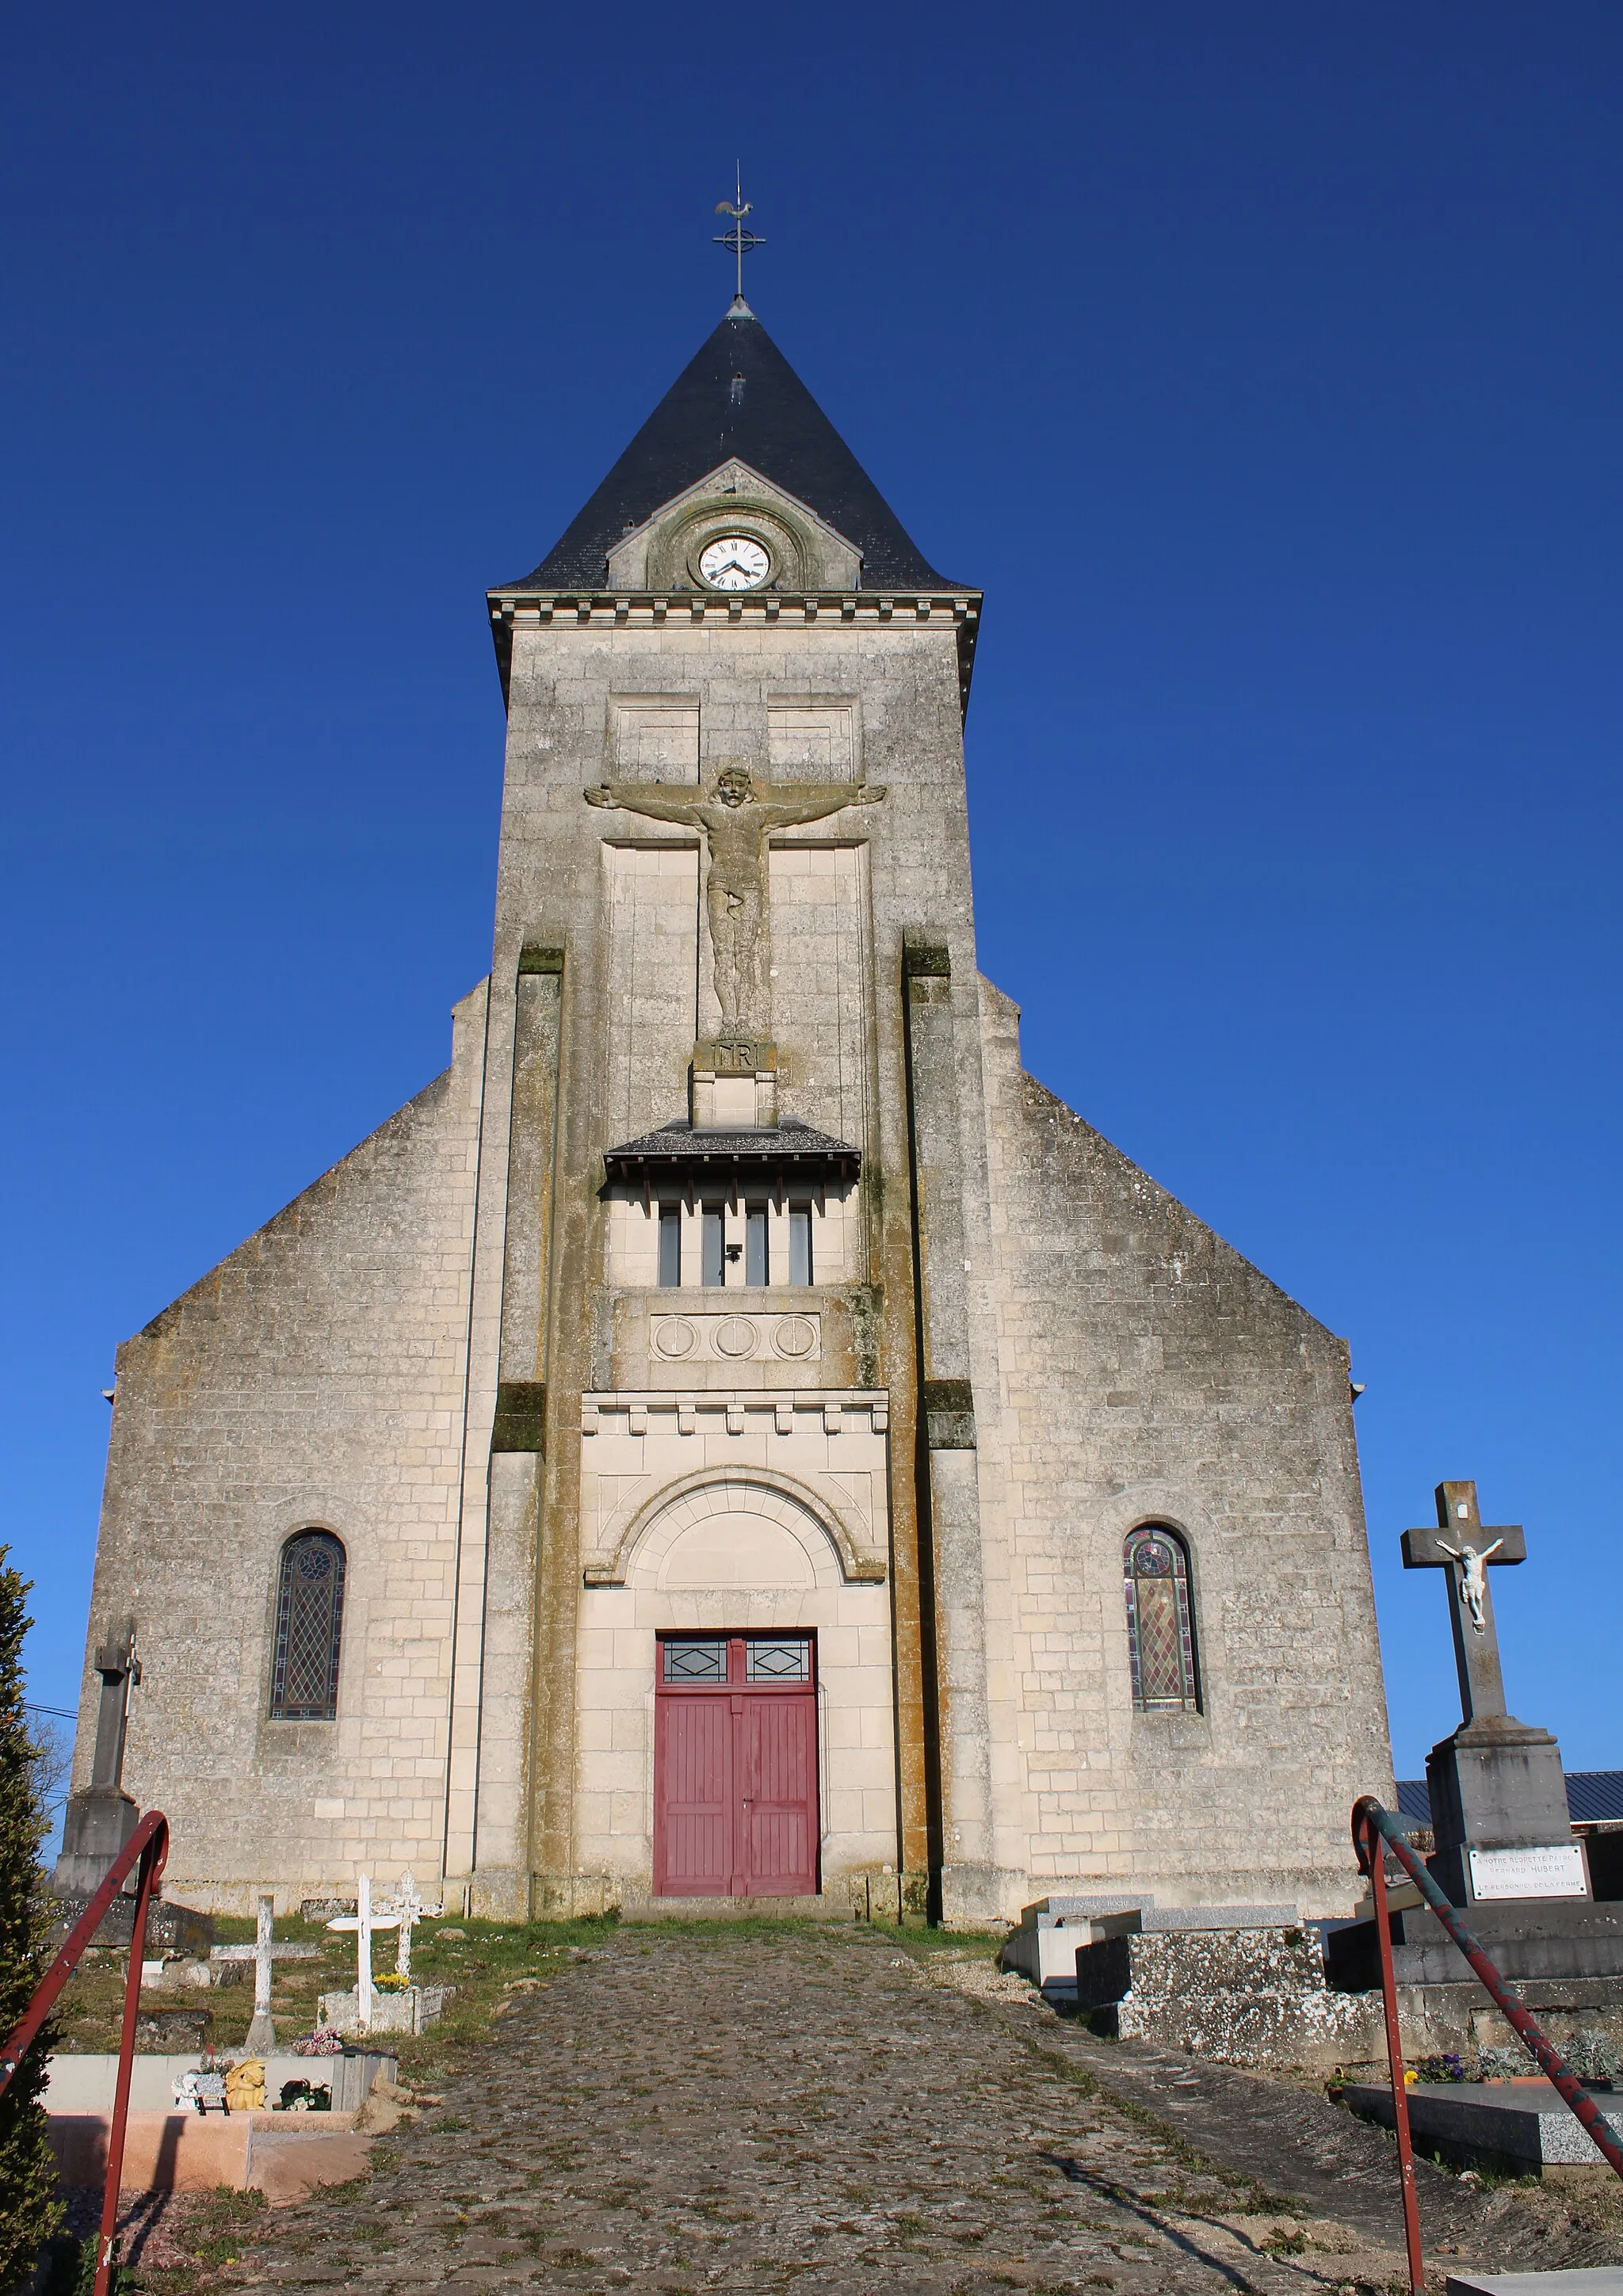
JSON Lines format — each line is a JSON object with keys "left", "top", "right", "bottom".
{"left": 976, "top": 978, "right": 1394, "bottom": 1919}
{"left": 74, "top": 983, "right": 488, "bottom": 1912}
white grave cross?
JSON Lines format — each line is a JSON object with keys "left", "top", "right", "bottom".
{"left": 327, "top": 1874, "right": 399, "bottom": 2034}
{"left": 209, "top": 1892, "right": 318, "bottom": 2053}
{"left": 376, "top": 1868, "right": 433, "bottom": 1982}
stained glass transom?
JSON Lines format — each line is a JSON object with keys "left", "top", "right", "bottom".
{"left": 1124, "top": 1527, "right": 1199, "bottom": 1712}
{"left": 663, "top": 1638, "right": 727, "bottom": 1682}
{"left": 745, "top": 1638, "right": 812, "bottom": 1684}
{"left": 270, "top": 1531, "right": 346, "bottom": 1720}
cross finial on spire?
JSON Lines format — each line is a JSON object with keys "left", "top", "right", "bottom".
{"left": 713, "top": 164, "right": 763, "bottom": 303}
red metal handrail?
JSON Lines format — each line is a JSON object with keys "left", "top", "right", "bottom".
{"left": 1352, "top": 1795, "right": 1623, "bottom": 2294}
{"left": 1, "top": 1810, "right": 170, "bottom": 2296}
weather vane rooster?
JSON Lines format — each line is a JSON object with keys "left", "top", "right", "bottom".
{"left": 713, "top": 166, "right": 764, "bottom": 300}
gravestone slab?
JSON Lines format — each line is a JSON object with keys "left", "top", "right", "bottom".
{"left": 1345, "top": 2079, "right": 1623, "bottom": 2175}
{"left": 39, "top": 1894, "right": 214, "bottom": 1955}
{"left": 1000, "top": 1897, "right": 1151, "bottom": 1989}
{"left": 1446, "top": 2275, "right": 1623, "bottom": 2296}
{"left": 316, "top": 1984, "right": 452, "bottom": 2036}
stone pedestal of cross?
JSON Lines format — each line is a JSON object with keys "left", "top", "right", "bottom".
{"left": 210, "top": 1892, "right": 319, "bottom": 2053}
{"left": 327, "top": 1875, "right": 399, "bottom": 2034}
{"left": 1403, "top": 1479, "right": 1583, "bottom": 1905}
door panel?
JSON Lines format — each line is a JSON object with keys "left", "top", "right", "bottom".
{"left": 654, "top": 1692, "right": 734, "bottom": 1896}
{"left": 740, "top": 1692, "right": 818, "bottom": 1896}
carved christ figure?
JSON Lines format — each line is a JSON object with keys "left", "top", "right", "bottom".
{"left": 1438, "top": 1537, "right": 1503, "bottom": 1633}
{"left": 585, "top": 764, "right": 886, "bottom": 1049}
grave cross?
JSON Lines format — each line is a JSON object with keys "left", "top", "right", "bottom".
{"left": 376, "top": 1869, "right": 433, "bottom": 1982}
{"left": 327, "top": 1874, "right": 399, "bottom": 2035}
{"left": 1402, "top": 1479, "right": 1526, "bottom": 1726}
{"left": 210, "top": 1892, "right": 319, "bottom": 2053}
{"left": 88, "top": 1617, "right": 140, "bottom": 1793}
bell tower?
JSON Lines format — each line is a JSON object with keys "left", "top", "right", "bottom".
{"left": 450, "top": 292, "right": 994, "bottom": 1919}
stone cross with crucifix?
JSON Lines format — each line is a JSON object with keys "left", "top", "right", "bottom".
{"left": 87, "top": 1618, "right": 141, "bottom": 1793}
{"left": 1402, "top": 1478, "right": 1587, "bottom": 1905}
{"left": 210, "top": 1892, "right": 318, "bottom": 2053}
{"left": 1402, "top": 1479, "right": 1526, "bottom": 1726}
{"left": 327, "top": 1874, "right": 399, "bottom": 2035}
{"left": 52, "top": 1616, "right": 143, "bottom": 1896}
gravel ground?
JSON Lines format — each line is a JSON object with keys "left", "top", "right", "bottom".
{"left": 219, "top": 1927, "right": 1622, "bottom": 2296}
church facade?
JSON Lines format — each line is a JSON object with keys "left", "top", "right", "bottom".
{"left": 71, "top": 298, "right": 1394, "bottom": 1924}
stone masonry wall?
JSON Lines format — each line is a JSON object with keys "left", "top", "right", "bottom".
{"left": 74, "top": 985, "right": 487, "bottom": 1911}
{"left": 976, "top": 977, "right": 1394, "bottom": 1918}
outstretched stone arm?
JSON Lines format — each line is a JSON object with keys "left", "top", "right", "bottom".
{"left": 584, "top": 784, "right": 700, "bottom": 826}
{"left": 758, "top": 780, "right": 888, "bottom": 830}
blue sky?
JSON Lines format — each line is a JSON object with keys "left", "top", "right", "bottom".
{"left": 2, "top": 4, "right": 1619, "bottom": 1793}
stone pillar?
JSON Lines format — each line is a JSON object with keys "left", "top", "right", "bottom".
{"left": 903, "top": 940, "right": 998, "bottom": 1920}
{"left": 471, "top": 948, "right": 564, "bottom": 1916}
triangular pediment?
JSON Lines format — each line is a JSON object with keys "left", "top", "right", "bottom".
{"left": 603, "top": 460, "right": 863, "bottom": 592}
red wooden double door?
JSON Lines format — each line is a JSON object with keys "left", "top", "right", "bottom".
{"left": 653, "top": 1634, "right": 819, "bottom": 1897}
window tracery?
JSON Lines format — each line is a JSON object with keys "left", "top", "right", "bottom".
{"left": 270, "top": 1530, "right": 346, "bottom": 1720}
{"left": 1124, "top": 1525, "right": 1200, "bottom": 1712}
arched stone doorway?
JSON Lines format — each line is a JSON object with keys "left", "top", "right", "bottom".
{"left": 574, "top": 1474, "right": 896, "bottom": 1905}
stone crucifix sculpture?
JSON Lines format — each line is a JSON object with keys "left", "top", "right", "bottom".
{"left": 1402, "top": 1479, "right": 1527, "bottom": 1726}
{"left": 327, "top": 1875, "right": 399, "bottom": 2035}
{"left": 585, "top": 764, "right": 887, "bottom": 1064}
{"left": 210, "top": 1892, "right": 318, "bottom": 2053}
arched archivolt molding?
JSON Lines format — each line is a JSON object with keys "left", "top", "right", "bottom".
{"left": 585, "top": 1466, "right": 884, "bottom": 1589}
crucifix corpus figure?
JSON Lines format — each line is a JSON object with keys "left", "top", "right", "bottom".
{"left": 586, "top": 765, "right": 886, "bottom": 1061}
{"left": 210, "top": 1891, "right": 318, "bottom": 2053}
{"left": 327, "top": 1875, "right": 399, "bottom": 2035}
{"left": 1402, "top": 1479, "right": 1526, "bottom": 1726}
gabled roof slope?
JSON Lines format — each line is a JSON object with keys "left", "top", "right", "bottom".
{"left": 505, "top": 300, "right": 959, "bottom": 591}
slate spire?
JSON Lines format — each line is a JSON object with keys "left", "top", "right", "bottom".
{"left": 509, "top": 303, "right": 956, "bottom": 590}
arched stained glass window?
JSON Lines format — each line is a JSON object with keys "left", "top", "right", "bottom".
{"left": 270, "top": 1531, "right": 346, "bottom": 1719}
{"left": 1124, "top": 1526, "right": 1200, "bottom": 1712}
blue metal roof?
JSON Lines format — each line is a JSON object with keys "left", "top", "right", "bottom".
{"left": 1395, "top": 1779, "right": 1434, "bottom": 1826}
{"left": 1566, "top": 1772, "right": 1623, "bottom": 1824}
{"left": 1395, "top": 1772, "right": 1623, "bottom": 1827}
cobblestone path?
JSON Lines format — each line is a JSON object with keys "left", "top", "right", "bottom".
{"left": 234, "top": 1929, "right": 1415, "bottom": 2295}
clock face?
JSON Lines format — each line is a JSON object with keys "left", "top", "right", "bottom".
{"left": 698, "top": 535, "right": 771, "bottom": 590}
